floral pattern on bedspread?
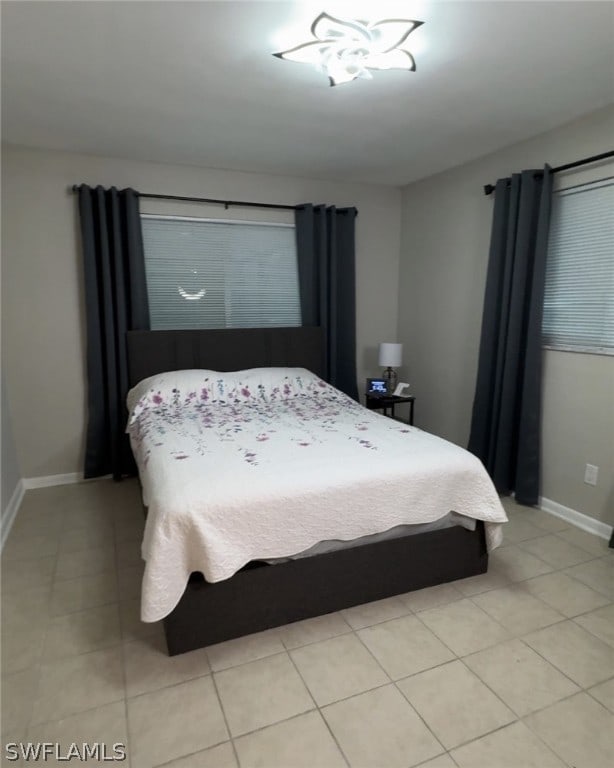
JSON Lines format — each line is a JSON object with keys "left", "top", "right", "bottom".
{"left": 128, "top": 386, "right": 393, "bottom": 468}
{"left": 128, "top": 371, "right": 332, "bottom": 426}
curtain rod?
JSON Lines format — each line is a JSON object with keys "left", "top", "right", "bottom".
{"left": 482, "top": 150, "right": 614, "bottom": 196}
{"left": 70, "top": 185, "right": 298, "bottom": 211}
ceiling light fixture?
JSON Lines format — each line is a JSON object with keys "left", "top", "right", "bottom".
{"left": 273, "top": 12, "right": 424, "bottom": 86}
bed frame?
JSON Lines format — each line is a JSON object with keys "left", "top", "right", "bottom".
{"left": 127, "top": 327, "right": 488, "bottom": 655}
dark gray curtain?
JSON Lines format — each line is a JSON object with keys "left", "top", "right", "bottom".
{"left": 295, "top": 204, "right": 358, "bottom": 400}
{"left": 77, "top": 185, "right": 150, "bottom": 480}
{"left": 468, "top": 167, "right": 553, "bottom": 505}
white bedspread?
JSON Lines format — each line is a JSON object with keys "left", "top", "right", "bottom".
{"left": 127, "top": 371, "right": 507, "bottom": 621}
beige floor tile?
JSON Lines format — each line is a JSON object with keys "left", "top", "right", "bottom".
{"left": 32, "top": 647, "right": 124, "bottom": 724}
{"left": 400, "top": 583, "right": 464, "bottom": 613}
{"left": 124, "top": 634, "right": 210, "bottom": 697}
{"left": 156, "top": 742, "right": 237, "bottom": 768}
{"left": 55, "top": 546, "right": 115, "bottom": 580}
{"left": 1, "top": 585, "right": 51, "bottom": 625}
{"left": 106, "top": 477, "right": 142, "bottom": 507}
{"left": 289, "top": 633, "right": 388, "bottom": 706}
{"left": 471, "top": 585, "right": 564, "bottom": 635}
{"left": 215, "top": 652, "right": 313, "bottom": 736}
{"left": 500, "top": 495, "right": 521, "bottom": 512}
{"left": 3, "top": 532, "right": 60, "bottom": 562}
{"left": 588, "top": 678, "right": 614, "bottom": 713}
{"left": 520, "top": 534, "right": 595, "bottom": 569}
{"left": 235, "top": 711, "right": 346, "bottom": 768}
{"left": 523, "top": 620, "right": 614, "bottom": 687}
{"left": 1, "top": 617, "right": 45, "bottom": 675}
{"left": 1, "top": 556, "right": 57, "bottom": 594}
{"left": 341, "top": 596, "right": 409, "bottom": 629}
{"left": 6, "top": 480, "right": 608, "bottom": 768}
{"left": 64, "top": 504, "right": 124, "bottom": 527}
{"left": 451, "top": 721, "right": 566, "bottom": 768}
{"left": 128, "top": 676, "right": 227, "bottom": 768}
{"left": 490, "top": 545, "right": 553, "bottom": 582}
{"left": 59, "top": 525, "right": 115, "bottom": 555}
{"left": 116, "top": 539, "right": 144, "bottom": 570}
{"left": 464, "top": 638, "right": 580, "bottom": 716}
{"left": 419, "top": 599, "right": 509, "bottom": 656}
{"left": 115, "top": 528, "right": 145, "bottom": 553}
{"left": 113, "top": 494, "right": 145, "bottom": 525}
{"left": 18, "top": 487, "right": 69, "bottom": 515}
{"left": 529, "top": 510, "right": 572, "bottom": 533}
{"left": 59, "top": 521, "right": 115, "bottom": 551}
{"left": 111, "top": 490, "right": 144, "bottom": 515}
{"left": 523, "top": 571, "right": 611, "bottom": 617}
{"left": 49, "top": 571, "right": 118, "bottom": 616}
{"left": 278, "top": 612, "right": 351, "bottom": 650}
{"left": 9, "top": 508, "right": 64, "bottom": 539}
{"left": 415, "top": 755, "right": 457, "bottom": 768}
{"left": 206, "top": 628, "right": 285, "bottom": 672}
{"left": 1, "top": 667, "right": 40, "bottom": 733}
{"left": 114, "top": 500, "right": 145, "bottom": 524}
{"left": 52, "top": 481, "right": 103, "bottom": 504}
{"left": 454, "top": 568, "right": 509, "bottom": 597}
{"left": 117, "top": 565, "right": 144, "bottom": 601}
{"left": 500, "top": 514, "right": 545, "bottom": 543}
{"left": 557, "top": 527, "right": 611, "bottom": 557}
{"left": 525, "top": 692, "right": 614, "bottom": 768}
{"left": 357, "top": 615, "right": 455, "bottom": 680}
{"left": 43, "top": 603, "right": 121, "bottom": 661}
{"left": 323, "top": 684, "right": 443, "bottom": 768}
{"left": 27, "top": 701, "right": 127, "bottom": 766}
{"left": 49, "top": 571, "right": 118, "bottom": 617}
{"left": 115, "top": 528, "right": 146, "bottom": 554}
{"left": 119, "top": 598, "right": 163, "bottom": 643}
{"left": 566, "top": 557, "right": 614, "bottom": 599}
{"left": 574, "top": 604, "right": 614, "bottom": 647}
{"left": 398, "top": 660, "right": 514, "bottom": 750}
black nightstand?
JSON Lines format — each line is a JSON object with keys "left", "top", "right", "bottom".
{"left": 366, "top": 394, "right": 415, "bottom": 425}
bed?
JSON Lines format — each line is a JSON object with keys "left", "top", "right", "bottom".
{"left": 126, "top": 327, "right": 507, "bottom": 655}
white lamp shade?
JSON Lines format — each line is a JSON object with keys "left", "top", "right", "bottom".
{"left": 378, "top": 342, "right": 402, "bottom": 367}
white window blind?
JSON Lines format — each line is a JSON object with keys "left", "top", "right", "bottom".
{"left": 141, "top": 215, "right": 301, "bottom": 330}
{"left": 542, "top": 178, "right": 614, "bottom": 355}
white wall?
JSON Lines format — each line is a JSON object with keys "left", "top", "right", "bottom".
{"left": 1, "top": 145, "right": 402, "bottom": 477}
{"left": 1, "top": 371, "right": 21, "bottom": 518}
{"left": 398, "top": 104, "right": 614, "bottom": 525}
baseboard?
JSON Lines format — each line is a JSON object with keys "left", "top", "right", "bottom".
{"left": 22, "top": 472, "right": 83, "bottom": 489}
{"left": 2, "top": 473, "right": 113, "bottom": 550}
{"left": 539, "top": 496, "right": 613, "bottom": 541}
{"left": 1, "top": 479, "right": 25, "bottom": 550}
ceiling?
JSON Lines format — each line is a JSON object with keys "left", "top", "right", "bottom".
{"left": 2, "top": 0, "right": 613, "bottom": 186}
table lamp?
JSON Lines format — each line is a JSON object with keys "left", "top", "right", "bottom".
{"left": 378, "top": 343, "right": 402, "bottom": 393}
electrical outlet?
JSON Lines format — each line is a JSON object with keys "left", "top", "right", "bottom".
{"left": 584, "top": 464, "right": 599, "bottom": 486}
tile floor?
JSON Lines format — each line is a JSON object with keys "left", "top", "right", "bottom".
{"left": 1, "top": 482, "right": 613, "bottom": 768}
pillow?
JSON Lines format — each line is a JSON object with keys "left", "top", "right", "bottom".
{"left": 126, "top": 367, "right": 327, "bottom": 425}
{"left": 250, "top": 367, "right": 330, "bottom": 402}
{"left": 127, "top": 369, "right": 220, "bottom": 425}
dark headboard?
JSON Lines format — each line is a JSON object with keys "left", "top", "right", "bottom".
{"left": 126, "top": 327, "right": 324, "bottom": 387}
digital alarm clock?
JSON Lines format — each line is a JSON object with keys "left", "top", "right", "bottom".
{"left": 366, "top": 377, "right": 388, "bottom": 395}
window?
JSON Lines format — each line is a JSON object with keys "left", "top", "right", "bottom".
{"left": 141, "top": 215, "right": 301, "bottom": 330}
{"left": 542, "top": 178, "right": 614, "bottom": 355}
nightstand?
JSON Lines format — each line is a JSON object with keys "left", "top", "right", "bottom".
{"left": 366, "top": 394, "right": 415, "bottom": 425}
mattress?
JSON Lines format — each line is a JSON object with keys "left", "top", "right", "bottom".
{"left": 265, "top": 511, "right": 476, "bottom": 563}
{"left": 127, "top": 368, "right": 507, "bottom": 621}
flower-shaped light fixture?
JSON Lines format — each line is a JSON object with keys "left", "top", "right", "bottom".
{"left": 273, "top": 12, "right": 424, "bottom": 86}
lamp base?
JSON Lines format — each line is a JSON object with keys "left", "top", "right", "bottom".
{"left": 382, "top": 367, "right": 397, "bottom": 394}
